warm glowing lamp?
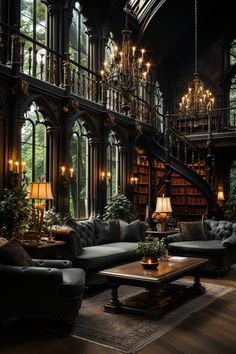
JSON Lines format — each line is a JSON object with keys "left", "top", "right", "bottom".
{"left": 154, "top": 196, "right": 173, "bottom": 231}
{"left": 27, "top": 182, "right": 53, "bottom": 240}
{"left": 217, "top": 186, "right": 225, "bottom": 206}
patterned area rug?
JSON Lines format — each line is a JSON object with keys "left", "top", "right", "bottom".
{"left": 72, "top": 280, "right": 234, "bottom": 353}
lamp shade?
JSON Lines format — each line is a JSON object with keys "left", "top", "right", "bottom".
{"left": 28, "top": 182, "right": 53, "bottom": 200}
{"left": 155, "top": 197, "right": 173, "bottom": 213}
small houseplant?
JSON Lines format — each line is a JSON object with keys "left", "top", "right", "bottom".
{"left": 133, "top": 237, "right": 167, "bottom": 269}
{"left": 103, "top": 194, "right": 134, "bottom": 222}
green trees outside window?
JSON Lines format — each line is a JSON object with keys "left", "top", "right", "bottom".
{"left": 70, "top": 120, "right": 89, "bottom": 219}
{"left": 106, "top": 133, "right": 118, "bottom": 201}
{"left": 20, "top": 0, "right": 47, "bottom": 78}
{"left": 69, "top": 1, "right": 88, "bottom": 68}
{"left": 21, "top": 102, "right": 48, "bottom": 183}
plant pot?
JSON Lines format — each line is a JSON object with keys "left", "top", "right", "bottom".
{"left": 141, "top": 255, "right": 159, "bottom": 269}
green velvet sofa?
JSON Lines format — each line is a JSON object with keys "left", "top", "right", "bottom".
{"left": 53, "top": 218, "right": 146, "bottom": 286}
{"left": 166, "top": 219, "right": 236, "bottom": 275}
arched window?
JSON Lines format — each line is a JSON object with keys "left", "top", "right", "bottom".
{"left": 106, "top": 133, "right": 119, "bottom": 200}
{"left": 70, "top": 120, "right": 89, "bottom": 219}
{"left": 20, "top": 0, "right": 48, "bottom": 78}
{"left": 69, "top": 2, "right": 89, "bottom": 68}
{"left": 21, "top": 102, "right": 48, "bottom": 183}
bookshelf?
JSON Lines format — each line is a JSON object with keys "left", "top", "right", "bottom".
{"left": 133, "top": 156, "right": 166, "bottom": 220}
{"left": 132, "top": 156, "right": 208, "bottom": 221}
{"left": 171, "top": 166, "right": 208, "bottom": 220}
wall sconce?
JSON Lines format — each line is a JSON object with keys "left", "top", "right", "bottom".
{"left": 61, "top": 166, "right": 74, "bottom": 190}
{"left": 8, "top": 159, "right": 27, "bottom": 187}
{"left": 101, "top": 171, "right": 111, "bottom": 190}
{"left": 61, "top": 166, "right": 74, "bottom": 178}
{"left": 130, "top": 177, "right": 138, "bottom": 185}
{"left": 217, "top": 186, "right": 225, "bottom": 206}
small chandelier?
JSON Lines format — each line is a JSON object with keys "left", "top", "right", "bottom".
{"left": 179, "top": 0, "right": 215, "bottom": 118}
{"left": 101, "top": 3, "right": 152, "bottom": 114}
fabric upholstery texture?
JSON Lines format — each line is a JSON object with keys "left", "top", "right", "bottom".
{"left": 67, "top": 219, "right": 96, "bottom": 248}
{"left": 73, "top": 242, "right": 139, "bottom": 270}
{"left": 167, "top": 219, "right": 236, "bottom": 274}
{"left": 179, "top": 220, "right": 207, "bottom": 241}
{"left": 204, "top": 220, "right": 232, "bottom": 240}
{"left": 94, "top": 219, "right": 120, "bottom": 244}
{"left": 0, "top": 238, "right": 33, "bottom": 266}
{"left": 119, "top": 219, "right": 146, "bottom": 242}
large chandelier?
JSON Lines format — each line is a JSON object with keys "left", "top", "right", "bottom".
{"left": 179, "top": 0, "right": 215, "bottom": 118}
{"left": 101, "top": 4, "right": 152, "bottom": 115}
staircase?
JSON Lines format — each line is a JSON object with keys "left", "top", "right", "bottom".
{"left": 137, "top": 112, "right": 214, "bottom": 203}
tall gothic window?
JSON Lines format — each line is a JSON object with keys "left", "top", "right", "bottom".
{"left": 70, "top": 120, "right": 89, "bottom": 219}
{"left": 69, "top": 1, "right": 89, "bottom": 68}
{"left": 21, "top": 101, "right": 48, "bottom": 183}
{"left": 20, "top": 0, "right": 48, "bottom": 78}
{"left": 106, "top": 133, "right": 119, "bottom": 200}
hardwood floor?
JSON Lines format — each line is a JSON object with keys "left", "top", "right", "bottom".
{"left": 1, "top": 266, "right": 236, "bottom": 354}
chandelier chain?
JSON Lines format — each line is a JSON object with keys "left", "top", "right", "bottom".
{"left": 195, "top": 0, "right": 198, "bottom": 74}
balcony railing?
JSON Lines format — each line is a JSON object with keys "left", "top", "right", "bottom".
{"left": 0, "top": 22, "right": 164, "bottom": 128}
{"left": 172, "top": 108, "right": 236, "bottom": 135}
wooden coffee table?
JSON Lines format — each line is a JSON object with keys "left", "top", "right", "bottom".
{"left": 100, "top": 256, "right": 208, "bottom": 317}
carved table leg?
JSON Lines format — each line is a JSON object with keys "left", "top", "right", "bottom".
{"left": 104, "top": 284, "right": 121, "bottom": 313}
{"left": 192, "top": 272, "right": 205, "bottom": 295}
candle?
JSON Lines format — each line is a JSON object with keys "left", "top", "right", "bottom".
{"left": 101, "top": 172, "right": 105, "bottom": 181}
{"left": 70, "top": 168, "right": 74, "bottom": 178}
{"left": 132, "top": 46, "right": 136, "bottom": 56}
{"left": 107, "top": 172, "right": 111, "bottom": 180}
{"left": 9, "top": 160, "right": 13, "bottom": 171}
{"left": 15, "top": 161, "right": 19, "bottom": 173}
{"left": 61, "top": 166, "right": 65, "bottom": 176}
{"left": 22, "top": 162, "right": 26, "bottom": 171}
{"left": 141, "top": 48, "right": 145, "bottom": 58}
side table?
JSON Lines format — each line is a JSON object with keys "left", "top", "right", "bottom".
{"left": 21, "top": 240, "right": 66, "bottom": 259}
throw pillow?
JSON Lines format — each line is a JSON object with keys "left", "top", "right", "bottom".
{"left": 0, "top": 238, "right": 33, "bottom": 266}
{"left": 0, "top": 237, "right": 8, "bottom": 246}
{"left": 119, "top": 219, "right": 146, "bottom": 242}
{"left": 94, "top": 219, "right": 120, "bottom": 245}
{"left": 179, "top": 221, "right": 207, "bottom": 241}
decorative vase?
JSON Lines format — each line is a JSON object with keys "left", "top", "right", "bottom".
{"left": 141, "top": 255, "right": 159, "bottom": 269}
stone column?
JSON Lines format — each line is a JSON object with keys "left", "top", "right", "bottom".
{"left": 47, "top": 127, "right": 60, "bottom": 209}
{"left": 118, "top": 146, "right": 127, "bottom": 195}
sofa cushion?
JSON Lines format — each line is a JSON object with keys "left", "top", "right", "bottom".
{"left": 67, "top": 219, "right": 96, "bottom": 247}
{"left": 0, "top": 238, "right": 33, "bottom": 266}
{"left": 179, "top": 221, "right": 207, "bottom": 241}
{"left": 119, "top": 220, "right": 146, "bottom": 242}
{"left": 73, "top": 242, "right": 139, "bottom": 270}
{"left": 204, "top": 220, "right": 232, "bottom": 240}
{"left": 94, "top": 219, "right": 120, "bottom": 245}
{"left": 168, "top": 240, "right": 228, "bottom": 256}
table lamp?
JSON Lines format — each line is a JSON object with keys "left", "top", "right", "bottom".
{"left": 27, "top": 181, "right": 53, "bottom": 241}
{"left": 154, "top": 196, "right": 173, "bottom": 231}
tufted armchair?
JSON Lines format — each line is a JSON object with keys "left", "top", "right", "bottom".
{"left": 0, "top": 258, "right": 86, "bottom": 322}
{"left": 166, "top": 219, "right": 236, "bottom": 275}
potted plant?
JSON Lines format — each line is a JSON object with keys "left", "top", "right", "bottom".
{"left": 133, "top": 237, "right": 167, "bottom": 269}
{"left": 103, "top": 194, "right": 134, "bottom": 222}
{"left": 0, "top": 187, "right": 32, "bottom": 239}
